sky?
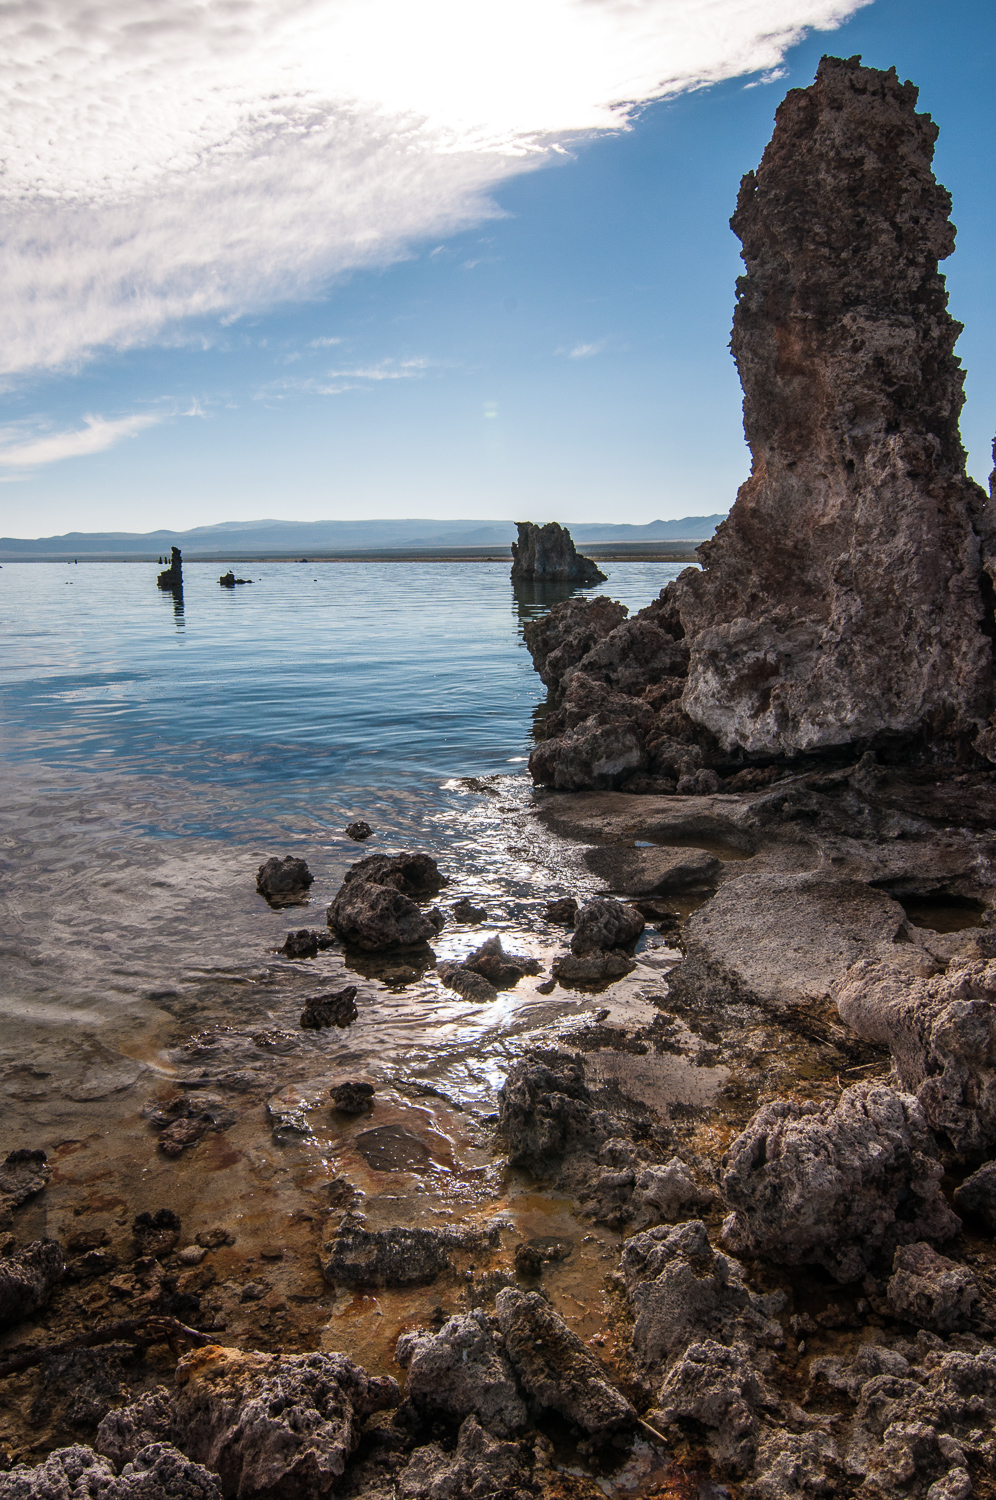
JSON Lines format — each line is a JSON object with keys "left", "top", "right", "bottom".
{"left": 0, "top": 0, "right": 993, "bottom": 537}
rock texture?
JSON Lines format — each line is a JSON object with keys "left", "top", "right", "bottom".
{"left": 0, "top": 1444, "right": 221, "bottom": 1500}
{"left": 326, "top": 883, "right": 436, "bottom": 952}
{"left": 0, "top": 1239, "right": 65, "bottom": 1328}
{"left": 395, "top": 1312, "right": 527, "bottom": 1437}
{"left": 494, "top": 1287, "right": 634, "bottom": 1434}
{"left": 720, "top": 1084, "right": 959, "bottom": 1281}
{"left": 156, "top": 549, "right": 183, "bottom": 592}
{"left": 256, "top": 857, "right": 314, "bottom": 908}
{"left": 510, "top": 522, "right": 605, "bottom": 585}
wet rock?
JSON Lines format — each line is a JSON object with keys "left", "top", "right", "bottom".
{"left": 529, "top": 717, "right": 646, "bottom": 791}
{"left": 0, "top": 1444, "right": 221, "bottom": 1500}
{"left": 341, "top": 853, "right": 447, "bottom": 898}
{"left": 583, "top": 845, "right": 719, "bottom": 896}
{"left": 673, "top": 57, "right": 993, "bottom": 760}
{"left": 156, "top": 549, "right": 183, "bottom": 592}
{"left": 330, "top": 1081, "right": 375, "bottom": 1115}
{"left": 510, "top": 521, "right": 605, "bottom": 586}
{"left": 323, "top": 1222, "right": 498, "bottom": 1288}
{"left": 522, "top": 595, "right": 628, "bottom": 691}
{"left": 498, "top": 1049, "right": 603, "bottom": 1174}
{"left": 278, "top": 929, "right": 335, "bottom": 960}
{"left": 398, "top": 1416, "right": 533, "bottom": 1500}
{"left": 395, "top": 1311, "right": 527, "bottom": 1437}
{"left": 143, "top": 1097, "right": 236, "bottom": 1158}
{"left": 571, "top": 898, "right": 644, "bottom": 956}
{"left": 720, "top": 1084, "right": 960, "bottom": 1282}
{"left": 0, "top": 1149, "right": 50, "bottom": 1214}
{"left": 550, "top": 950, "right": 635, "bottom": 988}
{"left": 177, "top": 1246, "right": 206, "bottom": 1267}
{"left": 354, "top": 1125, "right": 434, "bottom": 1173}
{"left": 165, "top": 1345, "right": 397, "bottom": 1500}
{"left": 451, "top": 898, "right": 488, "bottom": 923}
{"left": 834, "top": 954, "right": 996, "bottom": 1158}
{"left": 0, "top": 1239, "right": 64, "bottom": 1329}
{"left": 327, "top": 881, "right": 437, "bottom": 952}
{"left": 132, "top": 1211, "right": 181, "bottom": 1260}
{"left": 344, "top": 821, "right": 373, "bottom": 841}
{"left": 462, "top": 936, "right": 541, "bottom": 989}
{"left": 621, "top": 1220, "right": 783, "bottom": 1376}
{"left": 627, "top": 1159, "right": 716, "bottom": 1232}
{"left": 655, "top": 1339, "right": 778, "bottom": 1476}
{"left": 218, "top": 572, "right": 251, "bottom": 587}
{"left": 512, "top": 1237, "right": 572, "bottom": 1279}
{"left": 427, "top": 906, "right": 445, "bottom": 934}
{"left": 544, "top": 897, "right": 578, "bottom": 926}
{"left": 494, "top": 1286, "right": 634, "bottom": 1434}
{"left": 953, "top": 1161, "right": 996, "bottom": 1233}
{"left": 673, "top": 873, "right": 906, "bottom": 1018}
{"left": 436, "top": 962, "right": 499, "bottom": 1003}
{"left": 195, "top": 1229, "right": 236, "bottom": 1251}
{"left": 300, "top": 986, "right": 359, "bottom": 1030}
{"left": 255, "top": 856, "right": 314, "bottom": 908}
{"left": 886, "top": 1244, "right": 979, "bottom": 1332}
{"left": 266, "top": 1093, "right": 312, "bottom": 1144}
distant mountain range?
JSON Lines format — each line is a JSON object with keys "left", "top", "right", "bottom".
{"left": 0, "top": 514, "right": 726, "bottom": 559}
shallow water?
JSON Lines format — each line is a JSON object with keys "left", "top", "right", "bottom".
{"left": 1, "top": 558, "right": 707, "bottom": 1392}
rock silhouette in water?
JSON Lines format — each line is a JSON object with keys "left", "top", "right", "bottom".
{"left": 156, "top": 547, "right": 183, "bottom": 592}
{"left": 674, "top": 55, "right": 993, "bottom": 758}
{"left": 510, "top": 522, "right": 606, "bottom": 586}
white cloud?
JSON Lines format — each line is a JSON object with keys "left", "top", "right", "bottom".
{"left": 0, "top": 413, "right": 162, "bottom": 468}
{"left": 563, "top": 340, "right": 607, "bottom": 359}
{"left": 0, "top": 0, "right": 870, "bottom": 377}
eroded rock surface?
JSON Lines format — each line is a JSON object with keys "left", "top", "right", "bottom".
{"left": 510, "top": 522, "right": 605, "bottom": 586}
{"left": 256, "top": 857, "right": 314, "bottom": 908}
{"left": 0, "top": 1443, "right": 221, "bottom": 1500}
{"left": 395, "top": 1311, "right": 527, "bottom": 1437}
{"left": 323, "top": 1222, "right": 498, "bottom": 1288}
{"left": 494, "top": 1287, "right": 633, "bottom": 1434}
{"left": 0, "top": 1239, "right": 65, "bottom": 1328}
{"left": 327, "top": 883, "right": 437, "bottom": 952}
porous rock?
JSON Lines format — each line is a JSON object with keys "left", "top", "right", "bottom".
{"left": 344, "top": 822, "right": 372, "bottom": 841}
{"left": 720, "top": 1084, "right": 960, "bottom": 1282}
{"left": 570, "top": 898, "right": 644, "bottom": 956}
{"left": 494, "top": 1287, "right": 634, "bottom": 1434}
{"left": 278, "top": 929, "right": 334, "bottom": 960}
{"left": 340, "top": 853, "right": 447, "bottom": 898}
{"left": 255, "top": 856, "right": 314, "bottom": 908}
{"left": 744, "top": 1429, "right": 841, "bottom": 1500}
{"left": 397, "top": 1416, "right": 533, "bottom": 1500}
{"left": 300, "top": 987, "right": 358, "bottom": 1030}
{"left": 655, "top": 1339, "right": 779, "bottom": 1477}
{"left": 0, "top": 1238, "right": 65, "bottom": 1328}
{"left": 95, "top": 1389, "right": 176, "bottom": 1466}
{"left": 522, "top": 596, "right": 627, "bottom": 691}
{"left": 627, "top": 1159, "right": 716, "bottom": 1233}
{"left": 673, "top": 56, "right": 993, "bottom": 760}
{"left": 395, "top": 1310, "right": 527, "bottom": 1437}
{"left": 621, "top": 1220, "right": 783, "bottom": 1377}
{"left": 498, "top": 1049, "right": 605, "bottom": 1174}
{"left": 132, "top": 1211, "right": 181, "bottom": 1260}
{"left": 0, "top": 1149, "right": 50, "bottom": 1212}
{"left": 158, "top": 1345, "right": 397, "bottom": 1500}
{"left": 834, "top": 954, "right": 996, "bottom": 1157}
{"left": 451, "top": 897, "right": 488, "bottom": 923}
{"left": 326, "top": 881, "right": 437, "bottom": 952}
{"left": 156, "top": 549, "right": 183, "bottom": 592}
{"left": 583, "top": 844, "right": 720, "bottom": 896}
{"left": 330, "top": 1081, "right": 375, "bottom": 1115}
{"left": 550, "top": 949, "right": 636, "bottom": 988}
{"left": 510, "top": 521, "right": 605, "bottom": 586}
{"left": 323, "top": 1222, "right": 498, "bottom": 1288}
{"left": 544, "top": 897, "right": 578, "bottom": 926}
{"left": 529, "top": 717, "right": 646, "bottom": 791}
{"left": 462, "top": 936, "right": 541, "bottom": 988}
{"left": 435, "top": 963, "right": 499, "bottom": 1004}
{"left": 0, "top": 1443, "right": 221, "bottom": 1500}
{"left": 218, "top": 572, "right": 250, "bottom": 587}
{"left": 885, "top": 1243, "right": 979, "bottom": 1332}
{"left": 953, "top": 1160, "right": 996, "bottom": 1234}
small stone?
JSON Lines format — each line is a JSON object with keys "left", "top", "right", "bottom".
{"left": 195, "top": 1228, "right": 235, "bottom": 1250}
{"left": 279, "top": 929, "right": 335, "bottom": 959}
{"left": 239, "top": 1281, "right": 267, "bottom": 1303}
{"left": 544, "top": 897, "right": 579, "bottom": 927}
{"left": 330, "top": 1081, "right": 375, "bottom": 1115}
{"left": 256, "top": 855, "right": 314, "bottom": 908}
{"left": 259, "top": 1247, "right": 284, "bottom": 1261}
{"left": 300, "top": 987, "right": 358, "bottom": 1030}
{"left": 463, "top": 935, "right": 542, "bottom": 989}
{"left": 436, "top": 963, "right": 499, "bottom": 1004}
{"left": 452, "top": 898, "right": 488, "bottom": 923}
{"left": 132, "top": 1210, "right": 181, "bottom": 1259}
{"left": 345, "top": 821, "right": 373, "bottom": 841}
{"left": 177, "top": 1246, "right": 206, "bottom": 1266}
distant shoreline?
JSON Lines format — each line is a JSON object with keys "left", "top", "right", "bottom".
{"left": 0, "top": 542, "right": 701, "bottom": 564}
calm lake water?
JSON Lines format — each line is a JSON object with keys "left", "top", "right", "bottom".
{"left": 0, "top": 557, "right": 696, "bottom": 1399}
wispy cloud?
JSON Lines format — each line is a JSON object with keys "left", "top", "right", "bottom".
{"left": 562, "top": 340, "right": 606, "bottom": 359}
{"left": 255, "top": 356, "right": 431, "bottom": 399}
{"left": 0, "top": 413, "right": 162, "bottom": 469}
{"left": 0, "top": 0, "right": 870, "bottom": 377}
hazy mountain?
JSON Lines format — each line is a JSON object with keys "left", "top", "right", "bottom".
{"left": 0, "top": 514, "right": 726, "bottom": 558}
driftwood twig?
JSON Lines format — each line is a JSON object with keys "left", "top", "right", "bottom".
{"left": 0, "top": 1315, "right": 212, "bottom": 1380}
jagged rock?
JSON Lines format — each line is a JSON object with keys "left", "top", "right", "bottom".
{"left": 744, "top": 1429, "right": 841, "bottom": 1499}
{"left": 323, "top": 1222, "right": 498, "bottom": 1288}
{"left": 550, "top": 949, "right": 635, "bottom": 988}
{"left": 436, "top": 963, "right": 499, "bottom": 1004}
{"left": 451, "top": 897, "right": 488, "bottom": 923}
{"left": 544, "top": 897, "right": 578, "bottom": 926}
{"left": 395, "top": 1311, "right": 527, "bottom": 1437}
{"left": 655, "top": 1339, "right": 778, "bottom": 1477}
{"left": 0, "top": 1149, "right": 50, "bottom": 1212}
{"left": 96, "top": 1389, "right": 176, "bottom": 1467}
{"left": 510, "top": 521, "right": 605, "bottom": 586}
{"left": 300, "top": 987, "right": 358, "bottom": 1030}
{"left": 569, "top": 617, "right": 689, "bottom": 697}
{"left": 494, "top": 1287, "right": 634, "bottom": 1433}
{"left": 330, "top": 1081, "right": 375, "bottom": 1115}
{"left": 672, "top": 873, "right": 906, "bottom": 1017}
{"left": 341, "top": 853, "right": 447, "bottom": 898}
{"left": 529, "top": 717, "right": 645, "bottom": 791}
{"left": 164, "top": 1346, "right": 397, "bottom": 1500}
{"left": 218, "top": 572, "right": 251, "bottom": 587}
{"left": 132, "top": 1211, "right": 181, "bottom": 1260}
{"left": 462, "top": 936, "right": 541, "bottom": 988}
{"left": 255, "top": 856, "right": 314, "bottom": 908}
{"left": 720, "top": 1084, "right": 960, "bottom": 1282}
{"left": 398, "top": 1417, "right": 532, "bottom": 1500}
{"left": 673, "top": 56, "right": 993, "bottom": 759}
{"left": 0, "top": 1238, "right": 66, "bottom": 1329}
{"left": 344, "top": 821, "right": 373, "bottom": 841}
{"left": 512, "top": 1237, "right": 571, "bottom": 1279}
{"left": 627, "top": 1160, "right": 716, "bottom": 1232}
{"left": 834, "top": 954, "right": 996, "bottom": 1157}
{"left": 278, "top": 929, "right": 334, "bottom": 960}
{"left": 0, "top": 1443, "right": 221, "bottom": 1500}
{"left": 885, "top": 1243, "right": 979, "bottom": 1332}
{"left": 953, "top": 1160, "right": 996, "bottom": 1233}
{"left": 522, "top": 596, "right": 628, "bottom": 690}
{"left": 156, "top": 549, "right": 182, "bottom": 592}
{"left": 142, "top": 1096, "right": 235, "bottom": 1158}
{"left": 571, "top": 898, "right": 644, "bottom": 955}
{"left": 326, "top": 881, "right": 436, "bottom": 952}
{"left": 583, "top": 844, "right": 719, "bottom": 896}
{"left": 621, "top": 1220, "right": 783, "bottom": 1377}
{"left": 497, "top": 1050, "right": 603, "bottom": 1174}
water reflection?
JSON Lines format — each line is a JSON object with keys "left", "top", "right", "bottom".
{"left": 511, "top": 577, "right": 597, "bottom": 627}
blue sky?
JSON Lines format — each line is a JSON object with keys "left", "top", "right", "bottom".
{"left": 0, "top": 0, "right": 992, "bottom": 536}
